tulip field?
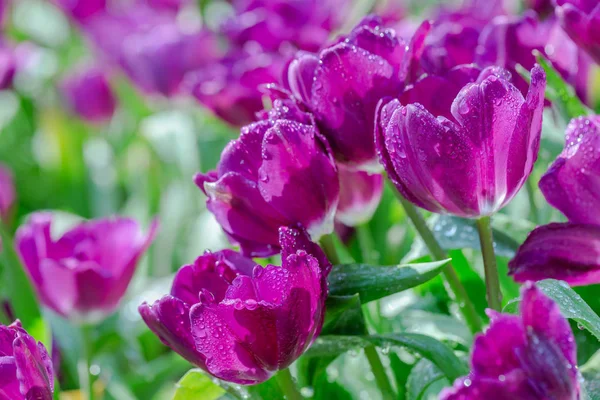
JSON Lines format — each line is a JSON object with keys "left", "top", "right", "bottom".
{"left": 1, "top": 0, "right": 600, "bottom": 399}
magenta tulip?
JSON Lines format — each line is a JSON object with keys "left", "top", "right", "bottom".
{"left": 139, "top": 226, "right": 329, "bottom": 385}
{"left": 441, "top": 283, "right": 579, "bottom": 400}
{"left": 556, "top": 0, "right": 600, "bottom": 64}
{"left": 195, "top": 99, "right": 339, "bottom": 257}
{"left": 377, "top": 65, "right": 546, "bottom": 218}
{"left": 335, "top": 164, "right": 383, "bottom": 227}
{"left": 0, "top": 320, "right": 54, "bottom": 400}
{"left": 15, "top": 213, "right": 157, "bottom": 323}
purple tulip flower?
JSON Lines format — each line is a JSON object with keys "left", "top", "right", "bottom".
{"left": 283, "top": 16, "right": 430, "bottom": 171}
{"left": 525, "top": 0, "right": 554, "bottom": 15}
{"left": 84, "top": 6, "right": 220, "bottom": 97}
{"left": 195, "top": 98, "right": 339, "bottom": 257}
{"left": 0, "top": 320, "right": 55, "bottom": 400}
{"left": 15, "top": 213, "right": 157, "bottom": 323}
{"left": 223, "top": 0, "right": 348, "bottom": 53}
{"left": 509, "top": 223, "right": 600, "bottom": 285}
{"left": 441, "top": 283, "right": 579, "bottom": 400}
{"left": 60, "top": 65, "right": 117, "bottom": 123}
{"left": 188, "top": 48, "right": 285, "bottom": 127}
{"left": 139, "top": 225, "right": 330, "bottom": 385}
{"left": 335, "top": 164, "right": 383, "bottom": 227}
{"left": 0, "top": 164, "right": 15, "bottom": 222}
{"left": 52, "top": 0, "right": 106, "bottom": 23}
{"left": 539, "top": 115, "right": 600, "bottom": 225}
{"left": 556, "top": 0, "right": 600, "bottom": 64}
{"left": 377, "top": 65, "right": 546, "bottom": 218}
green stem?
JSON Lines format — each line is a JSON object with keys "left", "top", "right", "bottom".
{"left": 319, "top": 234, "right": 341, "bottom": 265}
{"left": 391, "top": 187, "right": 482, "bottom": 333}
{"left": 475, "top": 216, "right": 503, "bottom": 311}
{"left": 320, "top": 234, "right": 396, "bottom": 399}
{"left": 364, "top": 346, "right": 396, "bottom": 400}
{"left": 275, "top": 368, "right": 303, "bottom": 400}
{"left": 525, "top": 177, "right": 540, "bottom": 224}
{"left": 356, "top": 223, "right": 377, "bottom": 265}
{"left": 80, "top": 325, "right": 95, "bottom": 400}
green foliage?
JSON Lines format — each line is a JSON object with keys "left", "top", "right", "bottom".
{"left": 172, "top": 370, "right": 226, "bottom": 400}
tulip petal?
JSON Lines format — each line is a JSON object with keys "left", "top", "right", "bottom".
{"left": 509, "top": 223, "right": 600, "bottom": 286}
{"left": 311, "top": 43, "right": 401, "bottom": 168}
{"left": 139, "top": 296, "right": 207, "bottom": 369}
{"left": 539, "top": 116, "right": 600, "bottom": 225}
{"left": 259, "top": 120, "right": 339, "bottom": 240}
{"left": 13, "top": 332, "right": 53, "bottom": 399}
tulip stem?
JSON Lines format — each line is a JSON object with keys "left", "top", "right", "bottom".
{"left": 526, "top": 177, "right": 541, "bottom": 224}
{"left": 390, "top": 187, "right": 482, "bottom": 333}
{"left": 356, "top": 223, "right": 378, "bottom": 264}
{"left": 80, "top": 325, "right": 95, "bottom": 400}
{"left": 364, "top": 346, "right": 396, "bottom": 400}
{"left": 475, "top": 216, "right": 503, "bottom": 311}
{"left": 275, "top": 368, "right": 303, "bottom": 400}
{"left": 319, "top": 234, "right": 341, "bottom": 265}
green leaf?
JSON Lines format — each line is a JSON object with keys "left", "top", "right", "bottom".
{"left": 173, "top": 369, "right": 226, "bottom": 400}
{"left": 505, "top": 279, "right": 600, "bottom": 340}
{"left": 534, "top": 51, "right": 589, "bottom": 122}
{"left": 431, "top": 215, "right": 519, "bottom": 258}
{"left": 328, "top": 260, "right": 449, "bottom": 303}
{"left": 406, "top": 359, "right": 448, "bottom": 400}
{"left": 305, "top": 333, "right": 467, "bottom": 382}
{"left": 313, "top": 373, "right": 353, "bottom": 400}
{"left": 581, "top": 350, "right": 600, "bottom": 400}
{"left": 323, "top": 294, "right": 366, "bottom": 335}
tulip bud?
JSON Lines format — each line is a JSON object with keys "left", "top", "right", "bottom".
{"left": 377, "top": 65, "right": 546, "bottom": 218}
{"left": 139, "top": 226, "right": 329, "bottom": 385}
{"left": 0, "top": 320, "right": 55, "bottom": 400}
{"left": 15, "top": 213, "right": 157, "bottom": 323}
{"left": 441, "top": 283, "right": 579, "bottom": 400}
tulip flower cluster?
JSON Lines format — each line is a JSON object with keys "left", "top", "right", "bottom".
{"left": 3, "top": 0, "right": 600, "bottom": 398}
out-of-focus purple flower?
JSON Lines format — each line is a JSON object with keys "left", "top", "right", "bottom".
{"left": 52, "top": 0, "right": 106, "bottom": 23}
{"left": 376, "top": 65, "right": 546, "bottom": 218}
{"left": 188, "top": 47, "right": 284, "bottom": 126}
{"left": 195, "top": 100, "right": 339, "bottom": 257}
{"left": 335, "top": 164, "right": 383, "bottom": 227}
{"left": 525, "top": 0, "right": 554, "bottom": 15}
{"left": 556, "top": 0, "right": 600, "bottom": 64}
{"left": 139, "top": 226, "right": 329, "bottom": 385}
{"left": 441, "top": 283, "right": 579, "bottom": 400}
{"left": 0, "top": 320, "right": 55, "bottom": 400}
{"left": 0, "top": 45, "right": 16, "bottom": 90}
{"left": 539, "top": 115, "right": 600, "bottom": 225}
{"left": 223, "top": 0, "right": 348, "bottom": 53}
{"left": 476, "top": 13, "right": 552, "bottom": 96}
{"left": 84, "top": 6, "right": 220, "bottom": 96}
{"left": 284, "top": 16, "right": 430, "bottom": 171}
{"left": 0, "top": 164, "right": 15, "bottom": 222}
{"left": 509, "top": 223, "right": 600, "bottom": 285}
{"left": 143, "top": 0, "right": 188, "bottom": 12}
{"left": 15, "top": 213, "right": 157, "bottom": 323}
{"left": 60, "top": 65, "right": 117, "bottom": 123}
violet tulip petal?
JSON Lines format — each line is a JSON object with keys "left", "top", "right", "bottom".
{"left": 258, "top": 120, "right": 339, "bottom": 240}
{"left": 311, "top": 43, "right": 401, "bottom": 170}
{"left": 509, "top": 222, "right": 600, "bottom": 286}
{"left": 190, "top": 301, "right": 269, "bottom": 385}
{"left": 139, "top": 296, "right": 207, "bottom": 369}
{"left": 13, "top": 333, "right": 53, "bottom": 399}
{"left": 539, "top": 116, "right": 600, "bottom": 225}
{"left": 196, "top": 172, "right": 287, "bottom": 256}
{"left": 442, "top": 284, "right": 579, "bottom": 400}
{"left": 335, "top": 164, "right": 383, "bottom": 227}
